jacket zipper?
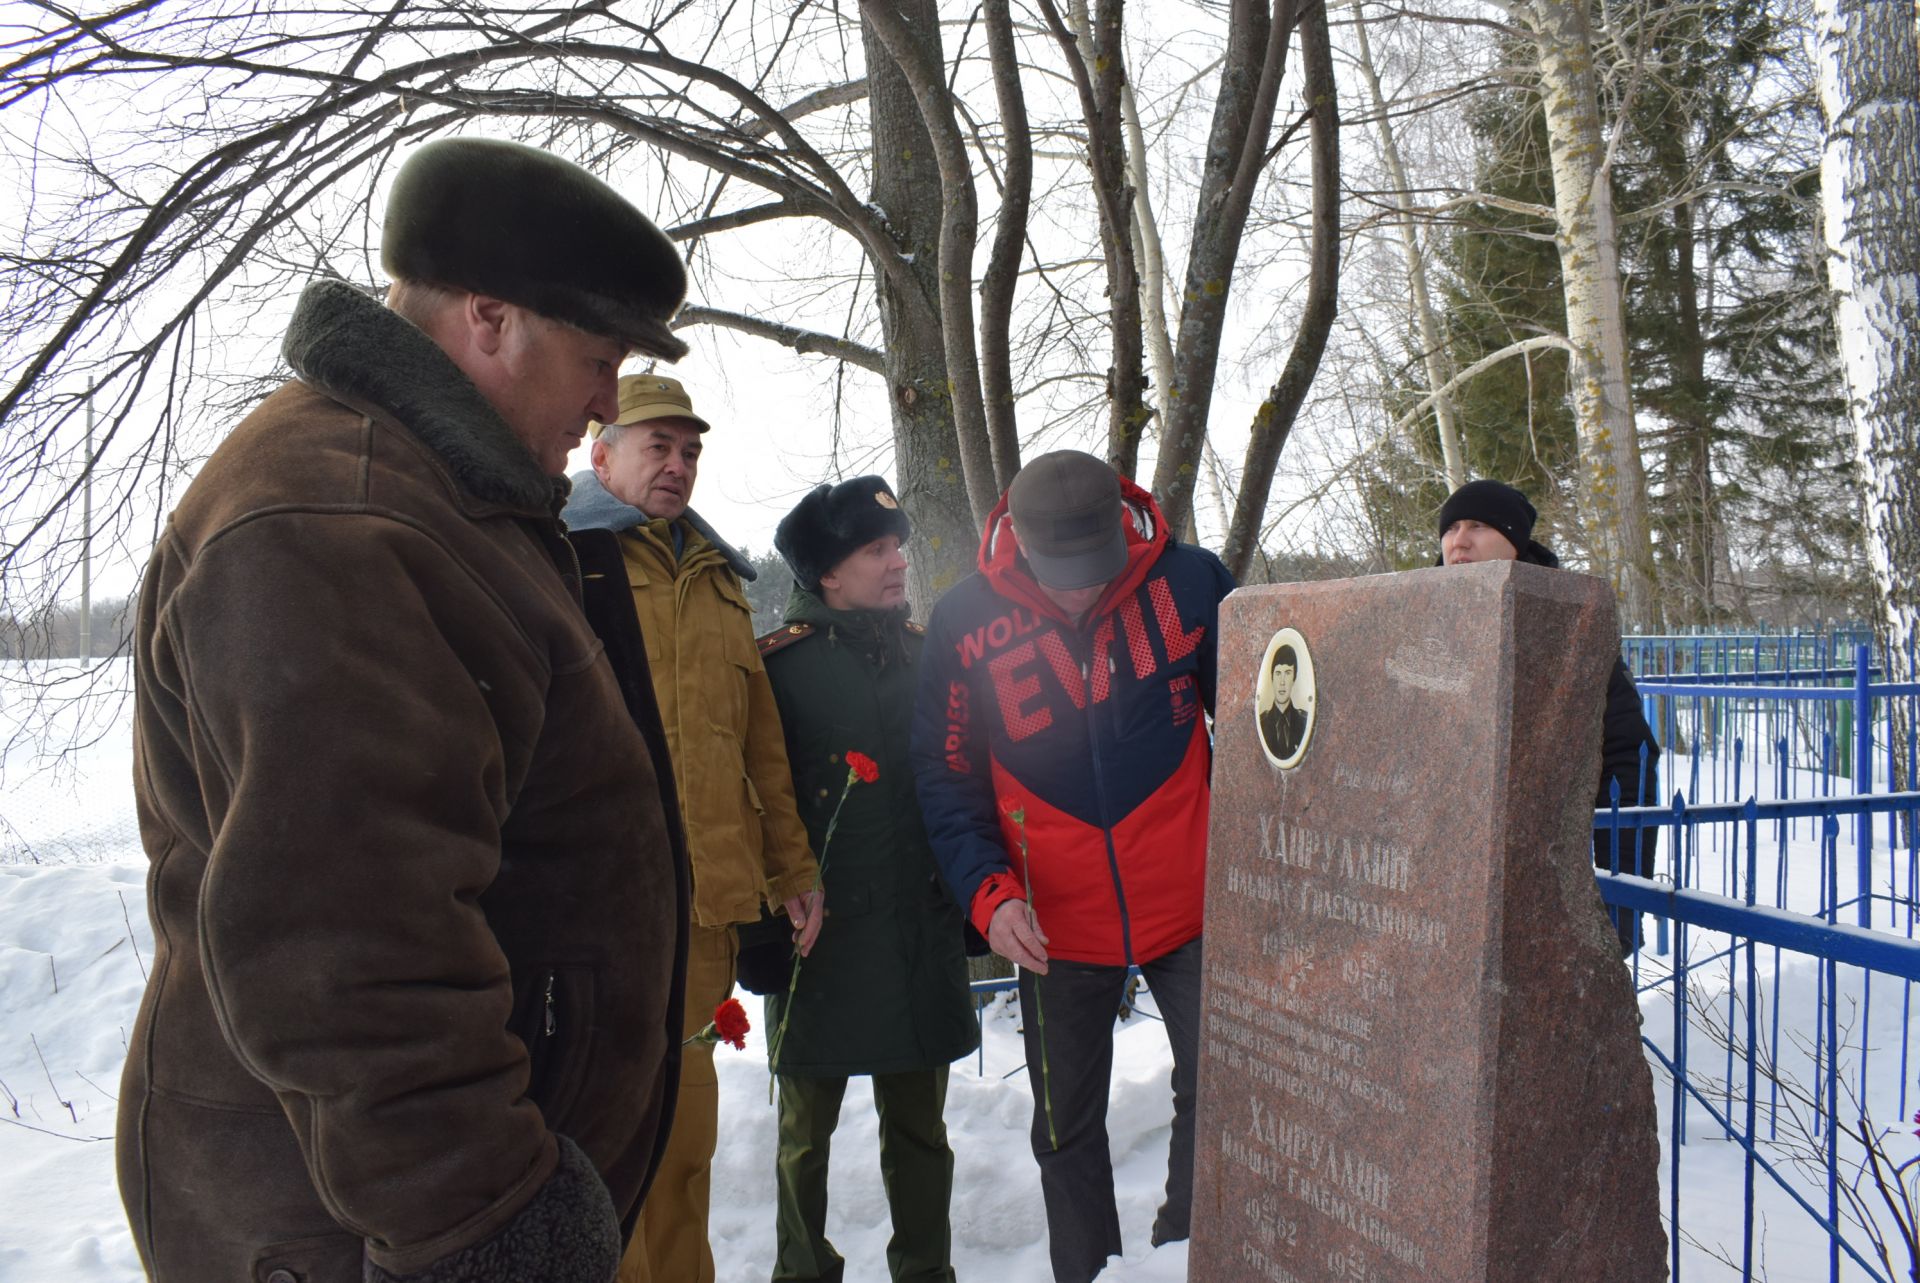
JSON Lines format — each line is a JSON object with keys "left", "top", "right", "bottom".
{"left": 1066, "top": 621, "right": 1137, "bottom": 968}
{"left": 542, "top": 971, "right": 557, "bottom": 1038}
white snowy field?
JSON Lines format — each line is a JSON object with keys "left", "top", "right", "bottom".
{"left": 2, "top": 663, "right": 1915, "bottom": 1282}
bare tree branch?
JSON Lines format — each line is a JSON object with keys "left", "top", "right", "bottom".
{"left": 1225, "top": 0, "right": 1339, "bottom": 578}
{"left": 673, "top": 305, "right": 884, "bottom": 373}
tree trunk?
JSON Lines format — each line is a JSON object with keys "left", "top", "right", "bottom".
{"left": 979, "top": 0, "right": 1031, "bottom": 492}
{"left": 1665, "top": 186, "right": 1719, "bottom": 624}
{"left": 1152, "top": 0, "right": 1294, "bottom": 534}
{"left": 862, "top": 0, "right": 999, "bottom": 529}
{"left": 1041, "top": 0, "right": 1148, "bottom": 479}
{"left": 859, "top": 6, "right": 982, "bottom": 607}
{"left": 1815, "top": 0, "right": 1920, "bottom": 791}
{"left": 1350, "top": 0, "right": 1467, "bottom": 490}
{"left": 1121, "top": 76, "right": 1179, "bottom": 468}
{"left": 1223, "top": 0, "right": 1338, "bottom": 580}
{"left": 1517, "top": 0, "right": 1659, "bottom": 627}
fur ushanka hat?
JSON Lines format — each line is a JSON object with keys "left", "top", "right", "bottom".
{"left": 775, "top": 476, "right": 913, "bottom": 593}
{"left": 382, "top": 137, "right": 689, "bottom": 360}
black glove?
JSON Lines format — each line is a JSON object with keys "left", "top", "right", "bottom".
{"left": 734, "top": 905, "right": 795, "bottom": 996}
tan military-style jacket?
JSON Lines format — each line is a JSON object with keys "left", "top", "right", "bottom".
{"left": 610, "top": 513, "right": 817, "bottom": 927}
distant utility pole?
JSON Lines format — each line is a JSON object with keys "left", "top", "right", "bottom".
{"left": 80, "top": 384, "right": 93, "bottom": 667}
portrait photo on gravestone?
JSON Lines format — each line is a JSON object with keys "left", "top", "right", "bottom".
{"left": 1255, "top": 627, "right": 1317, "bottom": 769}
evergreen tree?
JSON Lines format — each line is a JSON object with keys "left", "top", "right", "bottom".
{"left": 1368, "top": 1, "right": 1864, "bottom": 617}
{"left": 1613, "top": 0, "right": 1862, "bottom": 622}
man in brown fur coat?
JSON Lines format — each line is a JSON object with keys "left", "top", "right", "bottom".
{"left": 117, "top": 138, "right": 691, "bottom": 1283}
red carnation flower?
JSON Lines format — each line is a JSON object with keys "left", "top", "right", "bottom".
{"left": 712, "top": 998, "right": 750, "bottom": 1050}
{"left": 846, "top": 750, "right": 879, "bottom": 784}
{"left": 686, "top": 996, "right": 751, "bottom": 1050}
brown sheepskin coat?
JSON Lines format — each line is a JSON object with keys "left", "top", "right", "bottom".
{"left": 117, "top": 278, "right": 688, "bottom": 1283}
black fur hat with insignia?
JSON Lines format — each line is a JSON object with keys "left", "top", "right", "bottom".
{"left": 775, "top": 476, "right": 913, "bottom": 592}
{"left": 382, "top": 137, "right": 689, "bottom": 360}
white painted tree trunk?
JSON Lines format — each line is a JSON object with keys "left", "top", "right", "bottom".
{"left": 1815, "top": 0, "right": 1920, "bottom": 681}
{"left": 1512, "top": 0, "right": 1658, "bottom": 625}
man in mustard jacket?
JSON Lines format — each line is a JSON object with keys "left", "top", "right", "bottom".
{"left": 564, "top": 374, "right": 822, "bottom": 1283}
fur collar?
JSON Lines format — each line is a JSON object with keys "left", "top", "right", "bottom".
{"left": 281, "top": 278, "right": 559, "bottom": 512}
{"left": 562, "top": 468, "right": 757, "bottom": 582}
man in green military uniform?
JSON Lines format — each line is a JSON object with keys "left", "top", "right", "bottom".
{"left": 748, "top": 476, "right": 979, "bottom": 1283}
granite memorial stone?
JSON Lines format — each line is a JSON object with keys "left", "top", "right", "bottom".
{"left": 1189, "top": 559, "right": 1666, "bottom": 1282}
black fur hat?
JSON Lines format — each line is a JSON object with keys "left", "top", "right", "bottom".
{"left": 382, "top": 138, "right": 689, "bottom": 360}
{"left": 776, "top": 476, "right": 913, "bottom": 592}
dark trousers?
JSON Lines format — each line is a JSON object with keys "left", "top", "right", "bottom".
{"left": 1017, "top": 936, "right": 1203, "bottom": 1283}
{"left": 1596, "top": 822, "right": 1661, "bottom": 955}
{"left": 772, "top": 1067, "right": 956, "bottom": 1283}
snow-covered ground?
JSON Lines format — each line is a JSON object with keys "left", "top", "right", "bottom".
{"left": 0, "top": 852, "right": 1189, "bottom": 1283}
{"left": 2, "top": 665, "right": 1915, "bottom": 1282}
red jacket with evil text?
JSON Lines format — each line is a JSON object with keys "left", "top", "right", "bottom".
{"left": 908, "top": 479, "right": 1235, "bottom": 965}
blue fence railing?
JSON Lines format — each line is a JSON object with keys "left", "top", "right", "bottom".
{"left": 1597, "top": 789, "right": 1920, "bottom": 1283}
{"left": 1627, "top": 637, "right": 1919, "bottom": 815}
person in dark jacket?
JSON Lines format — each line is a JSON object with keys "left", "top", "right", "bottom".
{"left": 1438, "top": 479, "right": 1663, "bottom": 952}
{"left": 744, "top": 476, "right": 978, "bottom": 1283}
{"left": 909, "top": 451, "right": 1236, "bottom": 1282}
{"left": 118, "top": 139, "right": 690, "bottom": 1283}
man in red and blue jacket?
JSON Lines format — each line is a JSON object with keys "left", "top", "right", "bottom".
{"left": 909, "top": 450, "right": 1234, "bottom": 1282}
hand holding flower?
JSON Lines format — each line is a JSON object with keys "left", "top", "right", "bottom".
{"left": 767, "top": 748, "right": 879, "bottom": 1080}
{"left": 988, "top": 898, "right": 1049, "bottom": 973}
{"left": 783, "top": 888, "right": 826, "bottom": 956}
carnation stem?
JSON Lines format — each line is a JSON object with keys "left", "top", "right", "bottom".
{"left": 767, "top": 761, "right": 862, "bottom": 1098}
{"left": 1008, "top": 805, "right": 1058, "bottom": 1151}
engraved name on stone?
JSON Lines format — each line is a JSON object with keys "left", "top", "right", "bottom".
{"left": 1206, "top": 809, "right": 1442, "bottom": 1278}
{"left": 1215, "top": 1096, "right": 1429, "bottom": 1278}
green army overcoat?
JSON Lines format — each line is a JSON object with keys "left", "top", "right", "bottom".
{"left": 759, "top": 590, "right": 979, "bottom": 1077}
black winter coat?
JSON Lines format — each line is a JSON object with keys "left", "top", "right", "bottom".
{"left": 1507, "top": 540, "right": 1661, "bottom": 876}
{"left": 1597, "top": 656, "right": 1661, "bottom": 877}
{"left": 754, "top": 590, "right": 979, "bottom": 1077}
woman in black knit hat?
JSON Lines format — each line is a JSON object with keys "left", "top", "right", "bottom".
{"left": 1438, "top": 480, "right": 1663, "bottom": 954}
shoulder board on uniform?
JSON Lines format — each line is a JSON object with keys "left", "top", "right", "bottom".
{"left": 904, "top": 620, "right": 926, "bottom": 635}
{"left": 757, "top": 623, "right": 815, "bottom": 657}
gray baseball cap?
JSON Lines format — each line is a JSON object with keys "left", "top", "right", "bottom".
{"left": 1007, "top": 450, "right": 1129, "bottom": 590}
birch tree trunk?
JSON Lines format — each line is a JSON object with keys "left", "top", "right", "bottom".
{"left": 1815, "top": 0, "right": 1920, "bottom": 698}
{"left": 1350, "top": 0, "right": 1467, "bottom": 490}
{"left": 1513, "top": 0, "right": 1659, "bottom": 626}
{"left": 1121, "top": 78, "right": 1179, "bottom": 461}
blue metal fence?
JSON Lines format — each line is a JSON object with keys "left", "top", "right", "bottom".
{"left": 1627, "top": 634, "right": 1917, "bottom": 812}
{"left": 1599, "top": 633, "right": 1920, "bottom": 1280}
{"left": 1597, "top": 792, "right": 1920, "bottom": 1282}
